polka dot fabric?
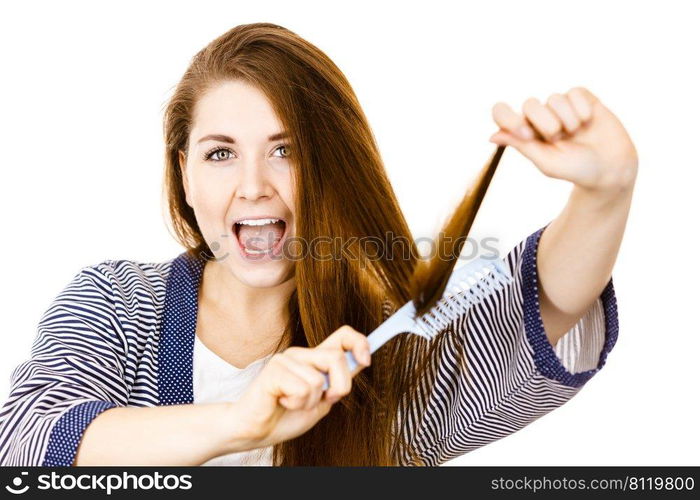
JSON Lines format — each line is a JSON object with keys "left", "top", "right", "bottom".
{"left": 158, "top": 251, "right": 205, "bottom": 406}
{"left": 521, "top": 224, "right": 619, "bottom": 387}
{"left": 43, "top": 400, "right": 117, "bottom": 466}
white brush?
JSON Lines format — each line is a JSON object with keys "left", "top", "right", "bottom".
{"left": 321, "top": 256, "right": 514, "bottom": 390}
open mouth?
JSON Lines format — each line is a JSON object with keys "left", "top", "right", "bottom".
{"left": 232, "top": 217, "right": 288, "bottom": 259}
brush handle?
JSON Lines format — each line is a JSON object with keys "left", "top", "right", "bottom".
{"left": 318, "top": 257, "right": 512, "bottom": 391}
{"left": 320, "top": 300, "right": 418, "bottom": 391}
{"left": 320, "top": 351, "right": 360, "bottom": 392}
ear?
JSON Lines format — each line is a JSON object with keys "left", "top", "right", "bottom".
{"left": 178, "top": 150, "right": 192, "bottom": 208}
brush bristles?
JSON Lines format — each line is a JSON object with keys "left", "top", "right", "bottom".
{"left": 415, "top": 262, "right": 514, "bottom": 338}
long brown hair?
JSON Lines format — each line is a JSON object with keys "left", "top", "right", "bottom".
{"left": 162, "top": 23, "right": 501, "bottom": 465}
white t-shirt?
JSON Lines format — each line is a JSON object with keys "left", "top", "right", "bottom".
{"left": 192, "top": 335, "right": 274, "bottom": 466}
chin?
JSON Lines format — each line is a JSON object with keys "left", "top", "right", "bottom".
{"left": 227, "top": 260, "right": 295, "bottom": 289}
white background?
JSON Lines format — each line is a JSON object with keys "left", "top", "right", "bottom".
{"left": 0, "top": 0, "right": 697, "bottom": 466}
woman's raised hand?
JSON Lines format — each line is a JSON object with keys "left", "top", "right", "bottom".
{"left": 489, "top": 86, "right": 638, "bottom": 195}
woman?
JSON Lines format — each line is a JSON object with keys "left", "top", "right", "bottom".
{"left": 0, "top": 23, "right": 636, "bottom": 466}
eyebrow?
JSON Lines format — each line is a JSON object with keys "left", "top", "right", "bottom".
{"left": 196, "top": 131, "right": 289, "bottom": 145}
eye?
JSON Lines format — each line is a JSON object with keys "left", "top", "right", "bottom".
{"left": 203, "top": 146, "right": 234, "bottom": 162}
{"left": 272, "top": 144, "right": 291, "bottom": 158}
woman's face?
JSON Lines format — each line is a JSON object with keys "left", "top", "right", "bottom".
{"left": 180, "top": 79, "right": 296, "bottom": 289}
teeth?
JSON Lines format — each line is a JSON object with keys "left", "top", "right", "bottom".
{"left": 244, "top": 248, "right": 271, "bottom": 255}
{"left": 235, "top": 218, "right": 281, "bottom": 226}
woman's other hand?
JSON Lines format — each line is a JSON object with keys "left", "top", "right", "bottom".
{"left": 226, "top": 325, "right": 371, "bottom": 451}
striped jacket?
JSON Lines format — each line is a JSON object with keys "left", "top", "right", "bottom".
{"left": 0, "top": 225, "right": 618, "bottom": 466}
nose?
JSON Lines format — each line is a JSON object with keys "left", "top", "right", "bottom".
{"left": 236, "top": 158, "right": 274, "bottom": 201}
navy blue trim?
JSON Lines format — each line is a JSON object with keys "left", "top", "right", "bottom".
{"left": 521, "top": 224, "right": 619, "bottom": 388}
{"left": 43, "top": 400, "right": 117, "bottom": 466}
{"left": 157, "top": 251, "right": 206, "bottom": 406}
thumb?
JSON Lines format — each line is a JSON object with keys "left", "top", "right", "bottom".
{"left": 488, "top": 130, "right": 559, "bottom": 174}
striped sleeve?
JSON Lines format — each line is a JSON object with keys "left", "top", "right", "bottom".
{"left": 407, "top": 224, "right": 619, "bottom": 465}
{"left": 0, "top": 263, "right": 129, "bottom": 466}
